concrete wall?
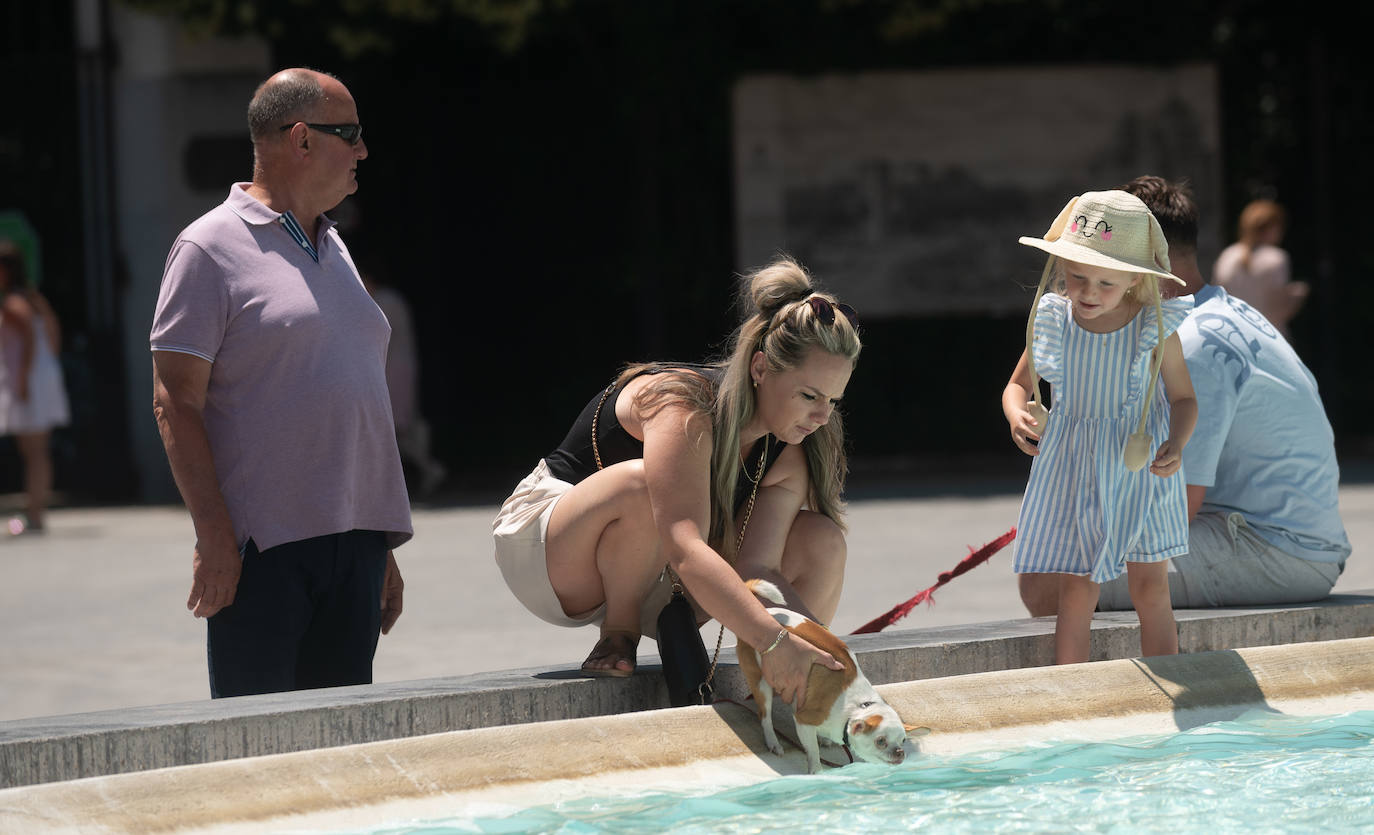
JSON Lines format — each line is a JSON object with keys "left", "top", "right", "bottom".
{"left": 4, "top": 636, "right": 1374, "bottom": 835}
{"left": 732, "top": 66, "right": 1224, "bottom": 317}
{"left": 3, "top": 593, "right": 1371, "bottom": 790}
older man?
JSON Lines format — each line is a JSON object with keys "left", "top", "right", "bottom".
{"left": 151, "top": 69, "right": 412, "bottom": 697}
{"left": 1019, "top": 176, "right": 1350, "bottom": 616}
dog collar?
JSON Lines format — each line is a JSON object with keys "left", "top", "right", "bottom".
{"left": 840, "top": 700, "right": 873, "bottom": 747}
{"left": 842, "top": 701, "right": 878, "bottom": 748}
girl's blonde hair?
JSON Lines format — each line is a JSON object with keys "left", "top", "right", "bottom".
{"left": 616, "top": 256, "right": 862, "bottom": 559}
{"left": 1124, "top": 272, "right": 1162, "bottom": 306}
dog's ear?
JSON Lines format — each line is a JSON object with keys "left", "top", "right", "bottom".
{"left": 848, "top": 714, "right": 884, "bottom": 738}
{"left": 903, "top": 724, "right": 932, "bottom": 737}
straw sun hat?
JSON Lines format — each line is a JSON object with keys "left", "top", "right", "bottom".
{"left": 1018, "top": 190, "right": 1183, "bottom": 285}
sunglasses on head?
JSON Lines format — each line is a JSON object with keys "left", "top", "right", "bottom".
{"left": 278, "top": 122, "right": 363, "bottom": 145}
{"left": 807, "top": 296, "right": 860, "bottom": 330}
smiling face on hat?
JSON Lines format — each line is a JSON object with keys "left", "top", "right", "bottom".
{"left": 1070, "top": 214, "right": 1113, "bottom": 241}
{"left": 1061, "top": 259, "right": 1141, "bottom": 332}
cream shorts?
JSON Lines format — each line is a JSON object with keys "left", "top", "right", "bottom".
{"left": 492, "top": 459, "right": 676, "bottom": 637}
{"left": 1098, "top": 510, "right": 1342, "bottom": 610}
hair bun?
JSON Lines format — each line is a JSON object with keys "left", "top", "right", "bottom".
{"left": 747, "top": 257, "right": 813, "bottom": 319}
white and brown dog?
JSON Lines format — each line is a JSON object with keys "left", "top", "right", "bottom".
{"left": 737, "top": 580, "right": 925, "bottom": 774}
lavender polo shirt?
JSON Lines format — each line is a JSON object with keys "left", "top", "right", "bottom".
{"left": 150, "top": 184, "right": 413, "bottom": 552}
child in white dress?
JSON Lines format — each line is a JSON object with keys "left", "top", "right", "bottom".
{"left": 1002, "top": 191, "right": 1197, "bottom": 664}
{"left": 0, "top": 240, "right": 70, "bottom": 534}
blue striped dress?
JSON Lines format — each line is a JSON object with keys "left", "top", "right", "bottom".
{"left": 1014, "top": 292, "right": 1194, "bottom": 583}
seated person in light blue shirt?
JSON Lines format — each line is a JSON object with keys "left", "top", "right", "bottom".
{"left": 1020, "top": 176, "right": 1351, "bottom": 614}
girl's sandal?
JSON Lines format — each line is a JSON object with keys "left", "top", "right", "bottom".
{"left": 581, "top": 629, "right": 640, "bottom": 678}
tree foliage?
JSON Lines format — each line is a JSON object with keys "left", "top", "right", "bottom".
{"left": 122, "top": 0, "right": 560, "bottom": 56}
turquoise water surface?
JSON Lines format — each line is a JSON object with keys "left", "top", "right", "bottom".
{"left": 358, "top": 709, "right": 1374, "bottom": 834}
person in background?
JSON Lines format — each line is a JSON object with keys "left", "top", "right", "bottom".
{"left": 1212, "top": 198, "right": 1308, "bottom": 337}
{"left": 0, "top": 239, "right": 70, "bottom": 535}
{"left": 1103, "top": 177, "right": 1347, "bottom": 607}
{"left": 360, "top": 267, "right": 447, "bottom": 499}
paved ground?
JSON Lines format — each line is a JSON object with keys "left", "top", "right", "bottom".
{"left": 3, "top": 472, "right": 1372, "bottom": 723}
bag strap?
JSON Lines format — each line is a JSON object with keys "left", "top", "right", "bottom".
{"left": 590, "top": 382, "right": 616, "bottom": 472}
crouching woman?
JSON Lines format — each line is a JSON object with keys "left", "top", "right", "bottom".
{"left": 493, "top": 256, "right": 861, "bottom": 709}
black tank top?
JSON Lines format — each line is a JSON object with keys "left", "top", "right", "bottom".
{"left": 544, "top": 363, "right": 786, "bottom": 509}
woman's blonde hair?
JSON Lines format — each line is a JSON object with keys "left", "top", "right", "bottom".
{"left": 615, "top": 256, "right": 862, "bottom": 559}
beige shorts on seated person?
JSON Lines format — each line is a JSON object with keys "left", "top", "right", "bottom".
{"left": 1097, "top": 510, "right": 1342, "bottom": 610}
{"left": 492, "top": 459, "right": 677, "bottom": 639}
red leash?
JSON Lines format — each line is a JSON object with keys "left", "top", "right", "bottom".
{"left": 850, "top": 527, "right": 1016, "bottom": 634}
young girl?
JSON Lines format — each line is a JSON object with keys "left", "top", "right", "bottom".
{"left": 1002, "top": 190, "right": 1197, "bottom": 664}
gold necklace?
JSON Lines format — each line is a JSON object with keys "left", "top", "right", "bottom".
{"left": 739, "top": 438, "right": 767, "bottom": 486}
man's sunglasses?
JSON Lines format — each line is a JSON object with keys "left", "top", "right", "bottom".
{"left": 278, "top": 122, "right": 363, "bottom": 146}
{"left": 808, "top": 296, "right": 860, "bottom": 330}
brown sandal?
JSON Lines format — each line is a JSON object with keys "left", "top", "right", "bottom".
{"left": 581, "top": 630, "right": 639, "bottom": 678}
